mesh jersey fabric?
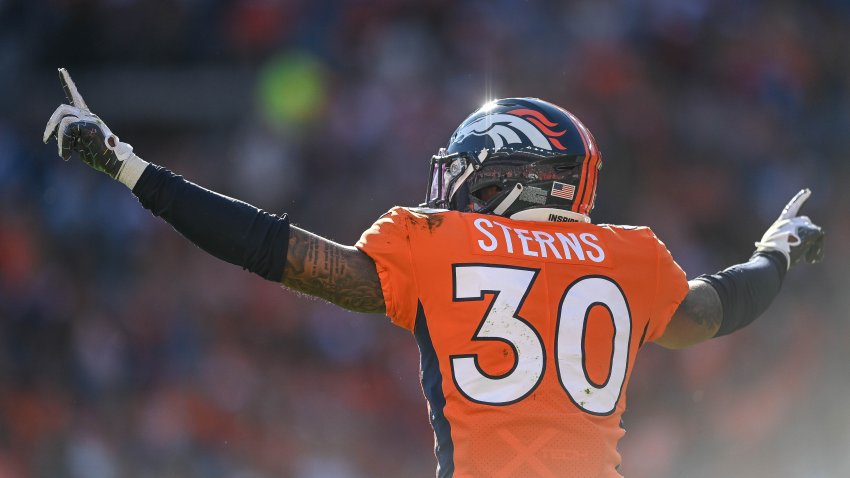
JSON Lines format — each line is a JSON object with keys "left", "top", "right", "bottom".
{"left": 356, "top": 206, "right": 688, "bottom": 477}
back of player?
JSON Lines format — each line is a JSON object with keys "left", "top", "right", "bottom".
{"left": 357, "top": 207, "right": 688, "bottom": 477}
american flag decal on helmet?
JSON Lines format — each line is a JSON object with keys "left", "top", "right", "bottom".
{"left": 551, "top": 181, "right": 575, "bottom": 200}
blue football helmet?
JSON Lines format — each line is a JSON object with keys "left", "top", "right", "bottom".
{"left": 424, "top": 98, "right": 602, "bottom": 222}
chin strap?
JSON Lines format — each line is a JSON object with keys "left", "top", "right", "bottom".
{"left": 492, "top": 183, "right": 524, "bottom": 216}
{"left": 509, "top": 207, "right": 591, "bottom": 223}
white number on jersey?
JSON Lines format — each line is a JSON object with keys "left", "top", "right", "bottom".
{"left": 450, "top": 265, "right": 632, "bottom": 415}
{"left": 450, "top": 265, "right": 544, "bottom": 405}
{"left": 555, "top": 276, "right": 631, "bottom": 415}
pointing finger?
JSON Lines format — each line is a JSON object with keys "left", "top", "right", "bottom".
{"left": 779, "top": 188, "right": 811, "bottom": 220}
{"left": 58, "top": 68, "right": 89, "bottom": 111}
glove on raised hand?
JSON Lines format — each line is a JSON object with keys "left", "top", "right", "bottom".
{"left": 42, "top": 68, "right": 148, "bottom": 188}
{"left": 755, "top": 189, "right": 825, "bottom": 270}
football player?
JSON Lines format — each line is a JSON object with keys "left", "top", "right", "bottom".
{"left": 44, "top": 69, "right": 823, "bottom": 477}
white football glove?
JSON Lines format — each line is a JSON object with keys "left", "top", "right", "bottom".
{"left": 755, "top": 189, "right": 825, "bottom": 270}
{"left": 42, "top": 68, "right": 148, "bottom": 188}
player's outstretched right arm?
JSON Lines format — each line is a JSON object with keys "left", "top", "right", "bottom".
{"left": 283, "top": 228, "right": 385, "bottom": 313}
{"left": 44, "top": 68, "right": 386, "bottom": 314}
{"left": 657, "top": 189, "right": 824, "bottom": 349}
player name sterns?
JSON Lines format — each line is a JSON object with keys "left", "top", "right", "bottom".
{"left": 471, "top": 217, "right": 610, "bottom": 265}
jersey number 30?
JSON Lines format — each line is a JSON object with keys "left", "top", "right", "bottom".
{"left": 450, "top": 264, "right": 632, "bottom": 416}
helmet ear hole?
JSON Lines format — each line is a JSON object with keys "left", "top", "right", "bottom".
{"left": 473, "top": 185, "right": 503, "bottom": 202}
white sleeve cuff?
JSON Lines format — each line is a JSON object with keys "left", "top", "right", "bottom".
{"left": 116, "top": 153, "right": 150, "bottom": 189}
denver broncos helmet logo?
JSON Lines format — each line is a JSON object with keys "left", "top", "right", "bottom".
{"left": 450, "top": 108, "right": 568, "bottom": 152}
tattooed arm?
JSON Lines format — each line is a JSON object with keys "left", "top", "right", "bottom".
{"left": 655, "top": 280, "right": 722, "bottom": 349}
{"left": 282, "top": 226, "right": 386, "bottom": 314}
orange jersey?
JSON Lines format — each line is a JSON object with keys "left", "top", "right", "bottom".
{"left": 356, "top": 207, "right": 688, "bottom": 478}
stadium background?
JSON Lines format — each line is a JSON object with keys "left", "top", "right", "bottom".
{"left": 1, "top": 0, "right": 848, "bottom": 476}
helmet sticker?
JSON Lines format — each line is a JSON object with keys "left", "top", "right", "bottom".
{"left": 518, "top": 185, "right": 548, "bottom": 205}
{"left": 452, "top": 113, "right": 554, "bottom": 152}
{"left": 507, "top": 108, "right": 568, "bottom": 150}
{"left": 551, "top": 181, "right": 576, "bottom": 200}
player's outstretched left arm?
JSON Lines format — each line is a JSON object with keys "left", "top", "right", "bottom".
{"left": 655, "top": 280, "right": 722, "bottom": 349}
{"left": 656, "top": 189, "right": 824, "bottom": 349}
{"left": 44, "top": 69, "right": 386, "bottom": 314}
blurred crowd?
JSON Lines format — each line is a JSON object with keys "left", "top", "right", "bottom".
{"left": 1, "top": 0, "right": 849, "bottom": 477}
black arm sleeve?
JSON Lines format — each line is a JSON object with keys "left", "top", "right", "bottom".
{"left": 131, "top": 164, "right": 290, "bottom": 282}
{"left": 696, "top": 251, "right": 787, "bottom": 337}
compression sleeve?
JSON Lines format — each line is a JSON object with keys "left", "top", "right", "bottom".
{"left": 131, "top": 164, "right": 290, "bottom": 282}
{"left": 696, "top": 251, "right": 787, "bottom": 337}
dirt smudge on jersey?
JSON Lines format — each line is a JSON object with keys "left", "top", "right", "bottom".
{"left": 408, "top": 212, "right": 444, "bottom": 233}
{"left": 425, "top": 214, "right": 444, "bottom": 232}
